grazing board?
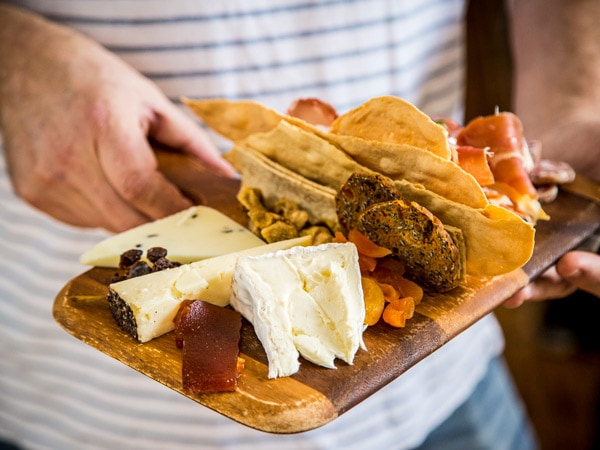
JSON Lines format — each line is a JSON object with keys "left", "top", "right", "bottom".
{"left": 53, "top": 150, "right": 600, "bottom": 433}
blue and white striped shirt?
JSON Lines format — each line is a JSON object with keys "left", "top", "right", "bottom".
{"left": 0, "top": 1, "right": 505, "bottom": 449}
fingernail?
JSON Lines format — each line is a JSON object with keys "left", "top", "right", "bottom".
{"left": 563, "top": 268, "right": 582, "bottom": 279}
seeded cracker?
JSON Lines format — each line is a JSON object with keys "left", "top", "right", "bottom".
{"left": 335, "top": 173, "right": 465, "bottom": 292}
{"left": 358, "top": 201, "right": 463, "bottom": 292}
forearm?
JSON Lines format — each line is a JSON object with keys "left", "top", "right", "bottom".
{"left": 0, "top": 5, "right": 41, "bottom": 125}
{"left": 0, "top": 4, "right": 102, "bottom": 134}
{"left": 0, "top": 4, "right": 69, "bottom": 89}
{"left": 509, "top": 0, "right": 600, "bottom": 180}
{"left": 0, "top": 3, "right": 233, "bottom": 230}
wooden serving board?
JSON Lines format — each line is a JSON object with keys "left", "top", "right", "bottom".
{"left": 53, "top": 151, "right": 600, "bottom": 434}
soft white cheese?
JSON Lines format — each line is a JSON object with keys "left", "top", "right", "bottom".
{"left": 230, "top": 242, "right": 366, "bottom": 378}
{"left": 109, "top": 235, "right": 312, "bottom": 342}
{"left": 80, "top": 206, "right": 265, "bottom": 267}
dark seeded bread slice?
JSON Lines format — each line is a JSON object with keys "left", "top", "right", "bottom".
{"left": 444, "top": 224, "right": 467, "bottom": 282}
{"left": 357, "top": 199, "right": 464, "bottom": 293}
{"left": 335, "top": 173, "right": 401, "bottom": 232}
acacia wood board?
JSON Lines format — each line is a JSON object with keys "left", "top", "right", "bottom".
{"left": 53, "top": 151, "right": 600, "bottom": 433}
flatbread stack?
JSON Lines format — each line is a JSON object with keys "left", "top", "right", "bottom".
{"left": 183, "top": 96, "right": 535, "bottom": 292}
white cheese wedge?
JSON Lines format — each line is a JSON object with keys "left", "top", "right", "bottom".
{"left": 80, "top": 206, "right": 265, "bottom": 267}
{"left": 108, "top": 235, "right": 312, "bottom": 343}
{"left": 230, "top": 242, "right": 366, "bottom": 379}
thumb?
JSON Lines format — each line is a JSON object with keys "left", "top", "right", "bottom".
{"left": 556, "top": 251, "right": 600, "bottom": 298}
{"left": 150, "top": 99, "right": 237, "bottom": 177}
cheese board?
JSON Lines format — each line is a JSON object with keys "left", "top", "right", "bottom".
{"left": 53, "top": 150, "right": 600, "bottom": 433}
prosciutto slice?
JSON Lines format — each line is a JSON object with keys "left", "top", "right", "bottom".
{"left": 287, "top": 98, "right": 338, "bottom": 127}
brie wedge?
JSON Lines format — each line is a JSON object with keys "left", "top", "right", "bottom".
{"left": 230, "top": 242, "right": 366, "bottom": 378}
{"left": 81, "top": 206, "right": 265, "bottom": 267}
{"left": 108, "top": 235, "right": 311, "bottom": 342}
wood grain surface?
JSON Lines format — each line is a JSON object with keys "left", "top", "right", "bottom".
{"left": 53, "top": 150, "right": 600, "bottom": 433}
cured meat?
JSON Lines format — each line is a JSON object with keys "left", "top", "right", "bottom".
{"left": 457, "top": 112, "right": 551, "bottom": 222}
{"left": 174, "top": 300, "right": 243, "bottom": 393}
{"left": 286, "top": 98, "right": 338, "bottom": 127}
{"left": 457, "top": 112, "right": 537, "bottom": 198}
{"left": 530, "top": 159, "right": 576, "bottom": 186}
{"left": 455, "top": 145, "right": 495, "bottom": 186}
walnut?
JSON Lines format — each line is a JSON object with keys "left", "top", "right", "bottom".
{"left": 260, "top": 221, "right": 299, "bottom": 243}
{"left": 300, "top": 226, "right": 334, "bottom": 245}
{"left": 237, "top": 187, "right": 264, "bottom": 211}
{"left": 237, "top": 187, "right": 337, "bottom": 244}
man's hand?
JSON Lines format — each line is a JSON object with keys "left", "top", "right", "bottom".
{"left": 0, "top": 5, "right": 235, "bottom": 232}
{"left": 507, "top": 0, "right": 600, "bottom": 308}
{"left": 504, "top": 251, "right": 600, "bottom": 308}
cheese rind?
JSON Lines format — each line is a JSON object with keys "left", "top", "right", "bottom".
{"left": 80, "top": 206, "right": 265, "bottom": 267}
{"left": 230, "top": 242, "right": 366, "bottom": 378}
{"left": 108, "top": 235, "right": 311, "bottom": 343}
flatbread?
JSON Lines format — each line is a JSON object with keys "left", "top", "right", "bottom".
{"left": 393, "top": 179, "right": 535, "bottom": 276}
{"left": 182, "top": 97, "right": 317, "bottom": 141}
{"left": 329, "top": 96, "right": 452, "bottom": 160}
{"left": 325, "top": 133, "right": 488, "bottom": 208}
{"left": 187, "top": 97, "right": 535, "bottom": 278}
{"left": 225, "top": 145, "right": 338, "bottom": 226}
{"left": 185, "top": 97, "right": 486, "bottom": 208}
{"left": 243, "top": 121, "right": 371, "bottom": 190}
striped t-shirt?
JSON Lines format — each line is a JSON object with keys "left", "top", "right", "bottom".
{"left": 0, "top": 1, "right": 505, "bottom": 449}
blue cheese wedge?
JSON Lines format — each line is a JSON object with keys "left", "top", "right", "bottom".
{"left": 108, "top": 235, "right": 311, "bottom": 343}
{"left": 80, "top": 206, "right": 265, "bottom": 267}
{"left": 230, "top": 242, "right": 366, "bottom": 378}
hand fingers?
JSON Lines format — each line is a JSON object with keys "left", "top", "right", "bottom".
{"left": 556, "top": 251, "right": 600, "bottom": 297}
{"left": 43, "top": 180, "right": 150, "bottom": 232}
{"left": 98, "top": 129, "right": 195, "bottom": 223}
{"left": 503, "top": 279, "right": 577, "bottom": 308}
{"left": 502, "top": 249, "right": 600, "bottom": 308}
{"left": 14, "top": 144, "right": 151, "bottom": 232}
{"left": 51, "top": 143, "right": 154, "bottom": 231}
{"left": 502, "top": 265, "right": 577, "bottom": 308}
{"left": 149, "top": 99, "right": 237, "bottom": 178}
{"left": 24, "top": 136, "right": 189, "bottom": 232}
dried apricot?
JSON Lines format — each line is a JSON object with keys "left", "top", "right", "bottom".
{"left": 394, "top": 278, "right": 423, "bottom": 304}
{"left": 374, "top": 256, "right": 406, "bottom": 277}
{"left": 361, "top": 276, "right": 386, "bottom": 326}
{"left": 391, "top": 297, "right": 415, "bottom": 319}
{"left": 382, "top": 297, "right": 415, "bottom": 328}
{"left": 382, "top": 304, "right": 407, "bottom": 328}
{"left": 358, "top": 254, "right": 378, "bottom": 274}
{"left": 348, "top": 229, "right": 392, "bottom": 258}
{"left": 379, "top": 283, "right": 399, "bottom": 302}
{"left": 333, "top": 231, "right": 348, "bottom": 243}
